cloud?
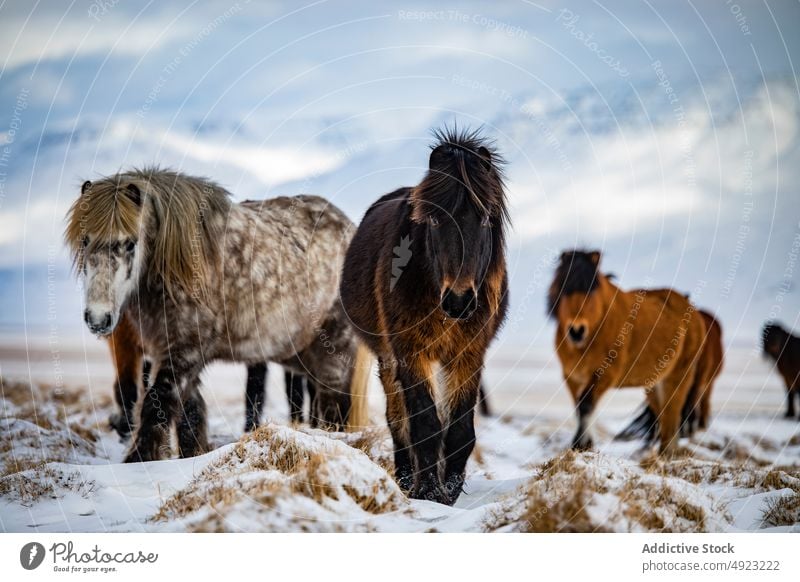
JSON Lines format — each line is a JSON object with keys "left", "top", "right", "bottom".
{"left": 159, "top": 129, "right": 344, "bottom": 187}
{"left": 506, "top": 78, "right": 797, "bottom": 242}
{"left": 0, "top": 7, "right": 192, "bottom": 70}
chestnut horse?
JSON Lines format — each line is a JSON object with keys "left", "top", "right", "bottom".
{"left": 548, "top": 250, "right": 706, "bottom": 454}
{"left": 615, "top": 309, "right": 724, "bottom": 442}
{"left": 763, "top": 322, "right": 800, "bottom": 419}
{"left": 341, "top": 128, "right": 509, "bottom": 505}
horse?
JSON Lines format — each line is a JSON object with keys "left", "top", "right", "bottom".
{"left": 65, "top": 167, "right": 370, "bottom": 462}
{"left": 104, "top": 312, "right": 319, "bottom": 438}
{"left": 762, "top": 322, "right": 800, "bottom": 419}
{"left": 340, "top": 127, "right": 509, "bottom": 505}
{"left": 615, "top": 309, "right": 724, "bottom": 442}
{"left": 548, "top": 250, "right": 706, "bottom": 455}
{"left": 245, "top": 365, "right": 318, "bottom": 428}
{"left": 105, "top": 312, "right": 149, "bottom": 438}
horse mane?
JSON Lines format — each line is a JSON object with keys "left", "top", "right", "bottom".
{"left": 547, "top": 249, "right": 601, "bottom": 318}
{"left": 65, "top": 166, "right": 232, "bottom": 299}
{"left": 411, "top": 126, "right": 509, "bottom": 228}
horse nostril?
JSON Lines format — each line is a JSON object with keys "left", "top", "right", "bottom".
{"left": 568, "top": 324, "right": 586, "bottom": 342}
{"left": 102, "top": 313, "right": 112, "bottom": 329}
{"left": 441, "top": 287, "right": 478, "bottom": 320}
{"left": 83, "top": 309, "right": 91, "bottom": 325}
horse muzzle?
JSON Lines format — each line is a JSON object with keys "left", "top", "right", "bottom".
{"left": 567, "top": 322, "right": 588, "bottom": 346}
{"left": 441, "top": 287, "right": 477, "bottom": 321}
{"left": 84, "top": 308, "right": 117, "bottom": 337}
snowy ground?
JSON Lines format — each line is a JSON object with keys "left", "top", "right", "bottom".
{"left": 1, "top": 335, "right": 799, "bottom": 532}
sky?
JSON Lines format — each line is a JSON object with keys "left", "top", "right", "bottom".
{"left": 0, "top": 0, "right": 798, "bottom": 346}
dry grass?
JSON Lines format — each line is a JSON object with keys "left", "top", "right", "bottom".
{"left": 332, "top": 426, "right": 394, "bottom": 472}
{"left": 617, "top": 478, "right": 707, "bottom": 532}
{"left": 1, "top": 376, "right": 104, "bottom": 502}
{"left": 761, "top": 493, "right": 800, "bottom": 527}
{"left": 487, "top": 451, "right": 611, "bottom": 533}
{"left": 641, "top": 456, "right": 800, "bottom": 496}
{"left": 486, "top": 450, "right": 728, "bottom": 533}
{"left": 0, "top": 377, "right": 39, "bottom": 407}
{"left": 153, "top": 425, "right": 402, "bottom": 528}
{"left": 0, "top": 464, "right": 57, "bottom": 505}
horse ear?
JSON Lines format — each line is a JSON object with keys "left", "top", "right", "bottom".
{"left": 81, "top": 180, "right": 92, "bottom": 194}
{"left": 125, "top": 183, "right": 142, "bottom": 206}
{"left": 590, "top": 251, "right": 601, "bottom": 266}
{"left": 477, "top": 146, "right": 492, "bottom": 164}
{"left": 429, "top": 145, "right": 449, "bottom": 169}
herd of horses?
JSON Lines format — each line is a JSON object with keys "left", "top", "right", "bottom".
{"left": 64, "top": 127, "right": 799, "bottom": 506}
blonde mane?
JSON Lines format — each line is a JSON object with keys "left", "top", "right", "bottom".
{"left": 65, "top": 167, "right": 232, "bottom": 299}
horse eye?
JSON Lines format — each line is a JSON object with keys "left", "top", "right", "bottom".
{"left": 81, "top": 236, "right": 90, "bottom": 248}
{"left": 125, "top": 240, "right": 136, "bottom": 253}
{"left": 429, "top": 215, "right": 440, "bottom": 227}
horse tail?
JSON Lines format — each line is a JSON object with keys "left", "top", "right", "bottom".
{"left": 347, "top": 342, "right": 373, "bottom": 430}
{"left": 614, "top": 402, "right": 658, "bottom": 442}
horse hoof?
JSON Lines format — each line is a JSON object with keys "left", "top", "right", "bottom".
{"left": 444, "top": 475, "right": 465, "bottom": 505}
{"left": 123, "top": 446, "right": 160, "bottom": 463}
{"left": 411, "top": 478, "right": 450, "bottom": 505}
{"left": 123, "top": 450, "right": 145, "bottom": 463}
{"left": 108, "top": 413, "right": 132, "bottom": 439}
{"left": 395, "top": 472, "right": 414, "bottom": 494}
{"left": 571, "top": 436, "right": 593, "bottom": 451}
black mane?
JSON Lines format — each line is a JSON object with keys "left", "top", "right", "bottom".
{"left": 547, "top": 249, "right": 601, "bottom": 318}
{"left": 412, "top": 126, "right": 509, "bottom": 229}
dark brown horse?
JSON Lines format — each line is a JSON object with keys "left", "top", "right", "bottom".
{"left": 341, "top": 127, "right": 509, "bottom": 505}
{"left": 763, "top": 322, "right": 800, "bottom": 419}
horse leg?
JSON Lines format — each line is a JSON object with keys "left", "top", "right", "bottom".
{"left": 312, "top": 387, "right": 348, "bottom": 430}
{"left": 379, "top": 360, "right": 413, "bottom": 493}
{"left": 395, "top": 357, "right": 447, "bottom": 504}
{"left": 305, "top": 378, "right": 318, "bottom": 426}
{"left": 110, "top": 353, "right": 140, "bottom": 440}
{"left": 285, "top": 309, "right": 353, "bottom": 431}
{"left": 698, "top": 388, "right": 712, "bottom": 430}
{"left": 107, "top": 322, "right": 142, "bottom": 440}
{"left": 656, "top": 373, "right": 694, "bottom": 456}
{"left": 786, "top": 381, "right": 800, "bottom": 420}
{"left": 285, "top": 370, "right": 305, "bottom": 424}
{"left": 680, "top": 380, "right": 701, "bottom": 438}
{"left": 177, "top": 380, "right": 209, "bottom": 458}
{"left": 142, "top": 360, "right": 152, "bottom": 388}
{"left": 570, "top": 378, "right": 598, "bottom": 451}
{"left": 477, "top": 382, "right": 491, "bottom": 417}
{"left": 785, "top": 384, "right": 796, "bottom": 418}
{"left": 124, "top": 361, "right": 187, "bottom": 462}
{"left": 795, "top": 384, "right": 800, "bottom": 420}
{"left": 442, "top": 358, "right": 481, "bottom": 505}
{"left": 244, "top": 363, "right": 267, "bottom": 432}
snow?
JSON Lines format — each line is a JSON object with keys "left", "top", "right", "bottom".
{"left": 1, "top": 340, "right": 799, "bottom": 532}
